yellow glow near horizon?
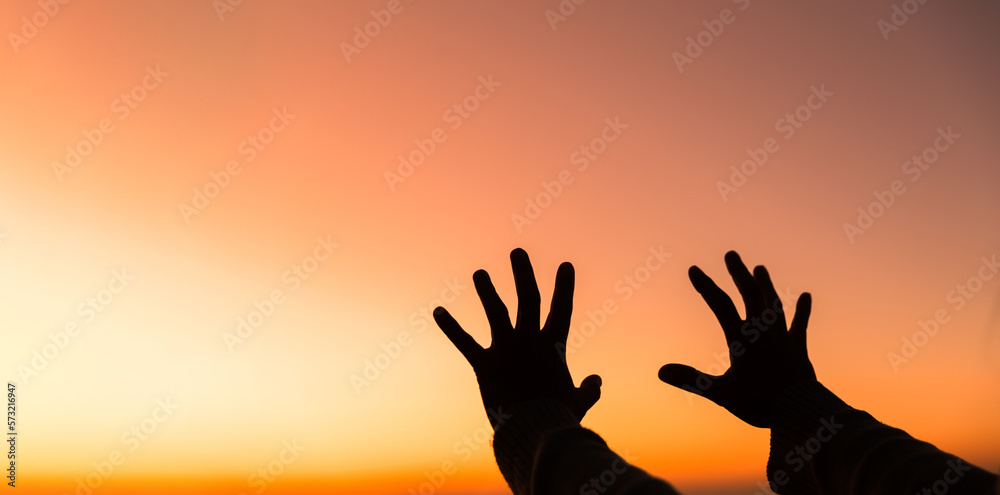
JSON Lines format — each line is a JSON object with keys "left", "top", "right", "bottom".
{"left": 1, "top": 1, "right": 999, "bottom": 494}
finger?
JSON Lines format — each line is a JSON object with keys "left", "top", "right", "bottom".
{"left": 575, "top": 374, "right": 602, "bottom": 418}
{"left": 433, "top": 307, "right": 484, "bottom": 364}
{"left": 543, "top": 261, "right": 575, "bottom": 343}
{"left": 752, "top": 265, "right": 787, "bottom": 333}
{"left": 510, "top": 248, "right": 541, "bottom": 332}
{"left": 689, "top": 266, "right": 742, "bottom": 342}
{"left": 725, "top": 251, "right": 765, "bottom": 317}
{"left": 658, "top": 363, "right": 719, "bottom": 402}
{"left": 473, "top": 269, "right": 512, "bottom": 342}
{"left": 788, "top": 292, "right": 812, "bottom": 357}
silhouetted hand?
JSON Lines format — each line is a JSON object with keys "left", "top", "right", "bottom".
{"left": 658, "top": 251, "right": 816, "bottom": 428}
{"left": 433, "top": 248, "right": 602, "bottom": 427}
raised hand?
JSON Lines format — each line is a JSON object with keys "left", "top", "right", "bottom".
{"left": 433, "top": 248, "right": 602, "bottom": 427}
{"left": 658, "top": 251, "right": 816, "bottom": 428}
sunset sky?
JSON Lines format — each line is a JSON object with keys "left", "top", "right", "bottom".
{"left": 1, "top": 1, "right": 999, "bottom": 494}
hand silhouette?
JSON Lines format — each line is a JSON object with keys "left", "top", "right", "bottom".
{"left": 658, "top": 251, "right": 816, "bottom": 428}
{"left": 433, "top": 248, "right": 602, "bottom": 427}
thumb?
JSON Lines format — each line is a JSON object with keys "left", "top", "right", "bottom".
{"left": 574, "top": 374, "right": 602, "bottom": 419}
{"left": 658, "top": 363, "right": 716, "bottom": 400}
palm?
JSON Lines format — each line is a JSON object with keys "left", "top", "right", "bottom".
{"left": 659, "top": 251, "right": 815, "bottom": 428}
{"left": 434, "top": 249, "right": 602, "bottom": 426}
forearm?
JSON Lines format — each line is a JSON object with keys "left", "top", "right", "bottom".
{"left": 767, "top": 381, "right": 998, "bottom": 494}
{"left": 492, "top": 399, "right": 680, "bottom": 495}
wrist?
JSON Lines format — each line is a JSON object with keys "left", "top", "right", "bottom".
{"left": 771, "top": 380, "right": 852, "bottom": 424}
{"left": 491, "top": 399, "right": 581, "bottom": 494}
{"left": 766, "top": 381, "right": 855, "bottom": 493}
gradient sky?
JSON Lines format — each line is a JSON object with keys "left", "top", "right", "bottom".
{"left": 1, "top": 1, "right": 999, "bottom": 494}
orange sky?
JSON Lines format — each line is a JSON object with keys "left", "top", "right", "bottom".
{"left": 1, "top": 1, "right": 999, "bottom": 494}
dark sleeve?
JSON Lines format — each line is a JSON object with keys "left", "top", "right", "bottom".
{"left": 491, "top": 399, "right": 681, "bottom": 495}
{"left": 766, "top": 381, "right": 999, "bottom": 495}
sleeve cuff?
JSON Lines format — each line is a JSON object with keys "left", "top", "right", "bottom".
{"left": 491, "top": 399, "right": 581, "bottom": 494}
{"left": 766, "top": 380, "right": 855, "bottom": 494}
